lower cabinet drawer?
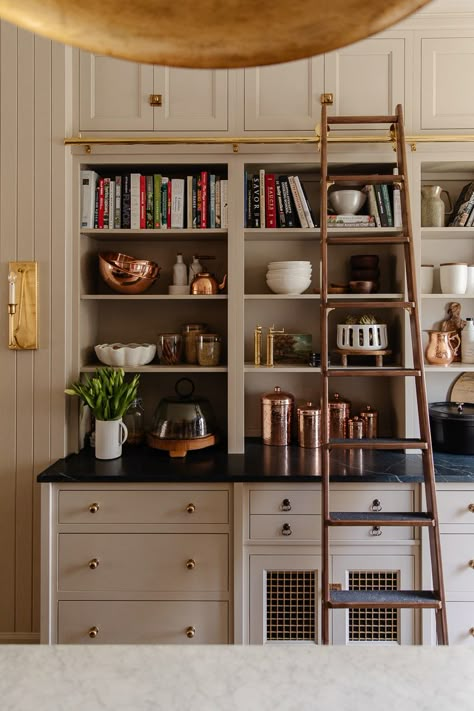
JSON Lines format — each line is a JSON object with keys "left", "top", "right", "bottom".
{"left": 250, "top": 515, "right": 320, "bottom": 540}
{"left": 58, "top": 533, "right": 228, "bottom": 592}
{"left": 447, "top": 602, "right": 474, "bottom": 646}
{"left": 58, "top": 600, "right": 228, "bottom": 644}
{"left": 249, "top": 490, "right": 320, "bottom": 515}
{"left": 438, "top": 492, "right": 474, "bottom": 525}
{"left": 442, "top": 535, "right": 474, "bottom": 592}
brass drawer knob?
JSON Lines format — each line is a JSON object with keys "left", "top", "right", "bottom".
{"left": 186, "top": 626, "right": 196, "bottom": 638}
{"left": 89, "top": 503, "right": 100, "bottom": 514}
{"left": 469, "top": 504, "right": 474, "bottom": 513}
{"left": 371, "top": 499, "right": 382, "bottom": 512}
{"left": 186, "top": 503, "right": 196, "bottom": 514}
{"left": 370, "top": 526, "right": 382, "bottom": 537}
{"left": 470, "top": 628, "right": 474, "bottom": 637}
{"left": 186, "top": 559, "right": 196, "bottom": 570}
{"left": 88, "top": 558, "right": 100, "bottom": 570}
{"left": 469, "top": 560, "right": 474, "bottom": 569}
{"left": 88, "top": 626, "right": 99, "bottom": 638}
{"left": 149, "top": 94, "right": 163, "bottom": 107}
{"left": 282, "top": 523, "right": 292, "bottom": 536}
{"left": 281, "top": 498, "right": 292, "bottom": 512}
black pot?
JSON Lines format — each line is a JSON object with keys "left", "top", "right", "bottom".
{"left": 429, "top": 401, "right": 474, "bottom": 455}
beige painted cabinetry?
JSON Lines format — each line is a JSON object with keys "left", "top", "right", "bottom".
{"left": 41, "top": 483, "right": 232, "bottom": 644}
{"left": 79, "top": 52, "right": 229, "bottom": 132}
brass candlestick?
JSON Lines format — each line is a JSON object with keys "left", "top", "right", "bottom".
{"left": 266, "top": 325, "right": 285, "bottom": 367}
{"left": 254, "top": 325, "right": 262, "bottom": 366}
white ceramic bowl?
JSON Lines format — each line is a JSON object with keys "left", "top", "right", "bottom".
{"left": 328, "top": 189, "right": 367, "bottom": 215}
{"left": 268, "top": 261, "right": 311, "bottom": 269}
{"left": 266, "top": 276, "right": 312, "bottom": 294}
{"left": 266, "top": 269, "right": 311, "bottom": 279}
{"left": 95, "top": 343, "right": 157, "bottom": 367}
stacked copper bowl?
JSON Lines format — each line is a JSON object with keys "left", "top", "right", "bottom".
{"left": 99, "top": 251, "right": 161, "bottom": 294}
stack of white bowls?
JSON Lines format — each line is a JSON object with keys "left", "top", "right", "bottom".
{"left": 266, "top": 261, "right": 312, "bottom": 294}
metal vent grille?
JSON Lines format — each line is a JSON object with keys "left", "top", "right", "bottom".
{"left": 266, "top": 570, "right": 317, "bottom": 642}
{"left": 348, "top": 570, "right": 399, "bottom": 643}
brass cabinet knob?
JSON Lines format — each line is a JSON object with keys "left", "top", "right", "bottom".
{"left": 88, "top": 626, "right": 99, "bottom": 638}
{"left": 370, "top": 526, "right": 382, "bottom": 537}
{"left": 469, "top": 560, "right": 474, "bottom": 569}
{"left": 186, "top": 559, "right": 196, "bottom": 570}
{"left": 470, "top": 628, "right": 474, "bottom": 637}
{"left": 469, "top": 504, "right": 474, "bottom": 513}
{"left": 186, "top": 503, "right": 196, "bottom": 514}
{"left": 281, "top": 498, "right": 292, "bottom": 512}
{"left": 89, "top": 503, "right": 100, "bottom": 514}
{"left": 282, "top": 523, "right": 292, "bottom": 536}
{"left": 88, "top": 558, "right": 100, "bottom": 570}
{"left": 371, "top": 499, "right": 382, "bottom": 512}
{"left": 149, "top": 94, "right": 163, "bottom": 106}
{"left": 186, "top": 626, "right": 196, "bottom": 638}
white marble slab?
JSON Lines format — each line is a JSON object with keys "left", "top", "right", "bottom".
{"left": 2, "top": 645, "right": 474, "bottom": 710}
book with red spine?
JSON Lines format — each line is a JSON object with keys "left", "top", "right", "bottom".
{"left": 97, "top": 177, "right": 105, "bottom": 229}
{"left": 265, "top": 173, "right": 277, "bottom": 228}
{"left": 201, "top": 171, "right": 208, "bottom": 228}
{"left": 140, "top": 175, "right": 146, "bottom": 229}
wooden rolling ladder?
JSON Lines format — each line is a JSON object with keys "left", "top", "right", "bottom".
{"left": 319, "top": 104, "right": 448, "bottom": 645}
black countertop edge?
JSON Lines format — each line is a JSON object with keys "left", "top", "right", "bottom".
{"left": 36, "top": 440, "right": 474, "bottom": 483}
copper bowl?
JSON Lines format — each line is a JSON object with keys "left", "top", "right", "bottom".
{"left": 99, "top": 252, "right": 160, "bottom": 294}
{"left": 349, "top": 280, "right": 378, "bottom": 294}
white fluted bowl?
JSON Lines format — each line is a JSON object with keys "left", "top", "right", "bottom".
{"left": 266, "top": 275, "right": 312, "bottom": 294}
{"left": 95, "top": 343, "right": 156, "bottom": 367}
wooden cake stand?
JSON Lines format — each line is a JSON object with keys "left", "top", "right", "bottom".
{"left": 336, "top": 348, "right": 392, "bottom": 367}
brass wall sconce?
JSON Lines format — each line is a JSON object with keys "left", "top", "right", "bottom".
{"left": 8, "top": 261, "right": 38, "bottom": 350}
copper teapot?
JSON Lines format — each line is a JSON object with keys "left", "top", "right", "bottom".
{"left": 190, "top": 272, "right": 227, "bottom": 295}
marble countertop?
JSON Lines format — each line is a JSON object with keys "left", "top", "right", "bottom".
{"left": 37, "top": 439, "right": 474, "bottom": 483}
{"left": 2, "top": 645, "right": 474, "bottom": 710}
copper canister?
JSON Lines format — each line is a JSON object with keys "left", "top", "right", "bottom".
{"left": 360, "top": 405, "right": 378, "bottom": 438}
{"left": 297, "top": 402, "right": 322, "bottom": 448}
{"left": 261, "top": 386, "right": 294, "bottom": 446}
{"left": 328, "top": 392, "right": 351, "bottom": 439}
{"left": 347, "top": 416, "right": 365, "bottom": 439}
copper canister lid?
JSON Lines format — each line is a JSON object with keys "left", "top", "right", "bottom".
{"left": 329, "top": 392, "right": 351, "bottom": 408}
{"left": 261, "top": 386, "right": 295, "bottom": 405}
{"left": 297, "top": 401, "right": 321, "bottom": 417}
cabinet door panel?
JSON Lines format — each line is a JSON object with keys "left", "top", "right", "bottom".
{"left": 58, "top": 533, "right": 228, "bottom": 592}
{"left": 79, "top": 52, "right": 154, "bottom": 131}
{"left": 325, "top": 37, "right": 405, "bottom": 128}
{"left": 447, "top": 602, "right": 474, "bottom": 646}
{"left": 421, "top": 37, "right": 474, "bottom": 129}
{"left": 58, "top": 600, "right": 228, "bottom": 644}
{"left": 441, "top": 534, "right": 474, "bottom": 592}
{"left": 244, "top": 58, "right": 324, "bottom": 131}
{"left": 153, "top": 67, "right": 228, "bottom": 131}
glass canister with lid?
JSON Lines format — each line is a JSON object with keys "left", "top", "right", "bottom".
{"left": 261, "top": 386, "right": 295, "bottom": 446}
{"left": 197, "top": 333, "right": 222, "bottom": 366}
{"left": 182, "top": 323, "right": 207, "bottom": 364}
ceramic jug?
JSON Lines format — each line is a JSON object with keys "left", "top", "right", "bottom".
{"left": 425, "top": 330, "right": 460, "bottom": 366}
{"left": 421, "top": 185, "right": 453, "bottom": 227}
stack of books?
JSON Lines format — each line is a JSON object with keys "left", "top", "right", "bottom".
{"left": 365, "top": 170, "right": 402, "bottom": 228}
{"left": 245, "top": 169, "right": 316, "bottom": 228}
{"left": 327, "top": 214, "right": 376, "bottom": 228}
{"left": 449, "top": 182, "right": 474, "bottom": 226}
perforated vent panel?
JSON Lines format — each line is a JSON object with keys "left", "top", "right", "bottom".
{"left": 348, "top": 570, "right": 399, "bottom": 643}
{"left": 266, "top": 570, "right": 317, "bottom": 642}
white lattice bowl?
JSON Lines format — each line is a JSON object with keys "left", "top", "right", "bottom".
{"left": 95, "top": 342, "right": 156, "bottom": 366}
{"left": 336, "top": 324, "right": 388, "bottom": 351}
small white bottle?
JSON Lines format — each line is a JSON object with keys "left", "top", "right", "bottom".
{"left": 188, "top": 255, "right": 203, "bottom": 285}
{"left": 173, "top": 253, "right": 188, "bottom": 286}
{"left": 461, "top": 317, "right": 474, "bottom": 363}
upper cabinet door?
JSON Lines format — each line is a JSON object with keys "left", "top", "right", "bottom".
{"left": 420, "top": 36, "right": 474, "bottom": 130}
{"left": 79, "top": 53, "right": 154, "bottom": 131}
{"left": 324, "top": 37, "right": 405, "bottom": 129}
{"left": 244, "top": 57, "right": 324, "bottom": 131}
{"left": 152, "top": 67, "right": 228, "bottom": 131}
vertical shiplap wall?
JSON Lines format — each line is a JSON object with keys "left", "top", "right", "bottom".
{"left": 0, "top": 22, "right": 71, "bottom": 642}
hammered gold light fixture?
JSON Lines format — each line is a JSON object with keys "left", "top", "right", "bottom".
{"left": 0, "top": 0, "right": 431, "bottom": 68}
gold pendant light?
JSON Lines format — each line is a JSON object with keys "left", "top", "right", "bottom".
{"left": 0, "top": 0, "right": 431, "bottom": 68}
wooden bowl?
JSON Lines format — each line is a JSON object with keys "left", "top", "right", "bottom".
{"left": 349, "top": 280, "right": 377, "bottom": 294}
{"left": 350, "top": 254, "right": 379, "bottom": 270}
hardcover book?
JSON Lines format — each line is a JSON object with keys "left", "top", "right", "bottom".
{"left": 146, "top": 175, "right": 154, "bottom": 229}
{"left": 450, "top": 181, "right": 474, "bottom": 226}
{"left": 160, "top": 177, "right": 169, "bottom": 229}
{"left": 367, "top": 185, "right": 381, "bottom": 227}
{"left": 275, "top": 178, "right": 286, "bottom": 228}
{"left": 121, "top": 174, "right": 131, "bottom": 229}
{"left": 265, "top": 173, "right": 277, "bottom": 229}
{"left": 288, "top": 175, "right": 309, "bottom": 228}
{"left": 130, "top": 173, "right": 141, "bottom": 230}
{"left": 114, "top": 176, "right": 122, "bottom": 229}
{"left": 279, "top": 176, "right": 297, "bottom": 228}
{"left": 171, "top": 177, "right": 185, "bottom": 229}
{"left": 153, "top": 174, "right": 162, "bottom": 228}
{"left": 252, "top": 174, "right": 261, "bottom": 228}
{"left": 80, "top": 170, "right": 99, "bottom": 229}
{"left": 221, "top": 179, "right": 229, "bottom": 229}
{"left": 381, "top": 184, "right": 394, "bottom": 227}
{"left": 374, "top": 184, "right": 388, "bottom": 227}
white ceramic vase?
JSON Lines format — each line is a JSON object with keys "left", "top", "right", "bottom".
{"left": 420, "top": 264, "right": 434, "bottom": 294}
{"left": 95, "top": 418, "right": 128, "bottom": 460}
{"left": 440, "top": 263, "right": 468, "bottom": 294}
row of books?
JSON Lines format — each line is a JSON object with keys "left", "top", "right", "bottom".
{"left": 245, "top": 171, "right": 316, "bottom": 229}
{"left": 449, "top": 181, "right": 474, "bottom": 226}
{"left": 365, "top": 178, "right": 402, "bottom": 228}
{"left": 80, "top": 171, "right": 228, "bottom": 230}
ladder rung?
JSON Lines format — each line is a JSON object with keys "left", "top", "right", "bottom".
{"left": 328, "top": 590, "right": 442, "bottom": 609}
{"left": 327, "top": 174, "right": 404, "bottom": 185}
{"left": 328, "top": 512, "right": 435, "bottom": 526}
{"left": 327, "top": 115, "right": 398, "bottom": 125}
{"left": 327, "top": 438, "right": 428, "bottom": 450}
{"left": 327, "top": 368, "right": 421, "bottom": 377}
{"left": 326, "top": 300, "right": 414, "bottom": 309}
{"left": 326, "top": 233, "right": 409, "bottom": 245}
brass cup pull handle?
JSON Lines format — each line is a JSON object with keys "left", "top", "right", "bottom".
{"left": 370, "top": 526, "right": 382, "bottom": 537}
{"left": 282, "top": 523, "right": 292, "bottom": 536}
{"left": 469, "top": 560, "right": 474, "bottom": 569}
{"left": 186, "top": 626, "right": 196, "bottom": 639}
{"left": 371, "top": 499, "right": 382, "bottom": 512}
{"left": 89, "top": 503, "right": 100, "bottom": 514}
{"left": 186, "top": 559, "right": 196, "bottom": 570}
{"left": 281, "top": 498, "right": 292, "bottom": 512}
{"left": 186, "top": 503, "right": 196, "bottom": 514}
{"left": 88, "top": 558, "right": 100, "bottom": 570}
{"left": 469, "top": 504, "right": 474, "bottom": 513}
{"left": 88, "top": 626, "right": 99, "bottom": 639}
{"left": 470, "top": 627, "right": 474, "bottom": 638}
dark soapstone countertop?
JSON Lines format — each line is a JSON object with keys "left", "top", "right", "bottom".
{"left": 37, "top": 439, "right": 474, "bottom": 484}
